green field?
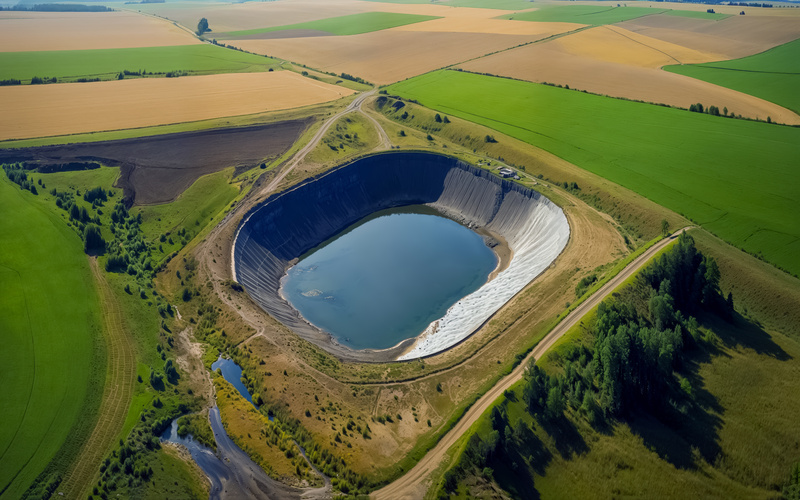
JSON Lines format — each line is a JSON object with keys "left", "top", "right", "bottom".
{"left": 664, "top": 9, "right": 730, "bottom": 20}
{"left": 223, "top": 12, "right": 439, "bottom": 38}
{"left": 665, "top": 38, "right": 800, "bottom": 114}
{"left": 0, "top": 177, "right": 101, "bottom": 499}
{"left": 388, "top": 70, "right": 800, "bottom": 276}
{"left": 499, "top": 5, "right": 666, "bottom": 25}
{"left": 0, "top": 44, "right": 279, "bottom": 83}
{"left": 363, "top": 0, "right": 538, "bottom": 9}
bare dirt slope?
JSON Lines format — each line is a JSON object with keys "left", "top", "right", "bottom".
{"left": 0, "top": 11, "right": 199, "bottom": 52}
{"left": 371, "top": 228, "right": 692, "bottom": 500}
{"left": 0, "top": 71, "right": 352, "bottom": 142}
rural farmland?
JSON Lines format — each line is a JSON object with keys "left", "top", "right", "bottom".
{"left": 1, "top": 0, "right": 799, "bottom": 499}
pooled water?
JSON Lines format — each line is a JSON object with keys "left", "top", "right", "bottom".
{"left": 282, "top": 211, "right": 496, "bottom": 351}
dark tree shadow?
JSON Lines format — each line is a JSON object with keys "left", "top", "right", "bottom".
{"left": 703, "top": 310, "right": 791, "bottom": 361}
{"left": 538, "top": 415, "right": 589, "bottom": 460}
{"left": 514, "top": 421, "right": 553, "bottom": 476}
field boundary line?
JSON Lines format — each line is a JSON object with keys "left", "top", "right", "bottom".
{"left": 58, "top": 259, "right": 136, "bottom": 499}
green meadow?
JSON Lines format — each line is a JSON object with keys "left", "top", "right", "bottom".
{"left": 388, "top": 70, "right": 800, "bottom": 277}
{"left": 363, "top": 0, "right": 538, "bottom": 9}
{"left": 665, "top": 38, "right": 800, "bottom": 114}
{"left": 0, "top": 44, "right": 279, "bottom": 83}
{"left": 223, "top": 12, "right": 439, "bottom": 38}
{"left": 0, "top": 177, "right": 101, "bottom": 499}
{"left": 499, "top": 5, "right": 666, "bottom": 25}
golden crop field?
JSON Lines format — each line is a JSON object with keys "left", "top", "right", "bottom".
{"left": 0, "top": 11, "right": 199, "bottom": 52}
{"left": 0, "top": 71, "right": 353, "bottom": 140}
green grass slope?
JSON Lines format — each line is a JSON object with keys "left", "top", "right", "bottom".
{"left": 0, "top": 177, "right": 101, "bottom": 499}
{"left": 665, "top": 38, "right": 800, "bottom": 115}
{"left": 664, "top": 9, "right": 731, "bottom": 20}
{"left": 499, "top": 5, "right": 666, "bottom": 25}
{"left": 223, "top": 12, "right": 439, "bottom": 38}
{"left": 0, "top": 44, "right": 279, "bottom": 83}
{"left": 388, "top": 70, "right": 800, "bottom": 277}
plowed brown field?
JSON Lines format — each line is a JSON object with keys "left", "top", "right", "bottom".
{"left": 0, "top": 71, "right": 352, "bottom": 141}
{"left": 231, "top": 30, "right": 563, "bottom": 84}
{"left": 460, "top": 25, "right": 800, "bottom": 125}
{"left": 0, "top": 11, "right": 198, "bottom": 52}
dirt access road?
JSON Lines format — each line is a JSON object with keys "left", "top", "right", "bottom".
{"left": 372, "top": 228, "right": 692, "bottom": 500}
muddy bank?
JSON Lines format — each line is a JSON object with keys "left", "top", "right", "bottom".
{"left": 233, "top": 151, "right": 569, "bottom": 362}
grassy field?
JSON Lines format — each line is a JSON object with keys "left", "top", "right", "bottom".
{"left": 0, "top": 44, "right": 279, "bottom": 83}
{"left": 139, "top": 167, "right": 239, "bottom": 264}
{"left": 0, "top": 177, "right": 102, "bottom": 499}
{"left": 439, "top": 230, "right": 800, "bottom": 499}
{"left": 499, "top": 5, "right": 667, "bottom": 25}
{"left": 387, "top": 70, "right": 800, "bottom": 277}
{"left": 665, "top": 38, "right": 800, "bottom": 114}
{"left": 223, "top": 12, "right": 439, "bottom": 38}
{"left": 363, "top": 0, "right": 537, "bottom": 8}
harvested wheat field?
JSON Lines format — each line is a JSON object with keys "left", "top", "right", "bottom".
{"left": 618, "top": 14, "right": 800, "bottom": 59}
{"left": 390, "top": 17, "right": 578, "bottom": 35}
{"left": 136, "top": 0, "right": 524, "bottom": 33}
{"left": 460, "top": 27, "right": 800, "bottom": 125}
{"left": 232, "top": 30, "right": 565, "bottom": 84}
{"left": 0, "top": 71, "right": 353, "bottom": 141}
{"left": 0, "top": 11, "right": 198, "bottom": 52}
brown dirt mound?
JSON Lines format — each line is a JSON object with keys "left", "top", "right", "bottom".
{"left": 0, "top": 120, "right": 311, "bottom": 205}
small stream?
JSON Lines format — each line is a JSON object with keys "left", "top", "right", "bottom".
{"left": 161, "top": 356, "right": 322, "bottom": 499}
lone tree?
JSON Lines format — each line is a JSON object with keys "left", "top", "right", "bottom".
{"left": 197, "top": 17, "right": 209, "bottom": 35}
{"left": 661, "top": 219, "right": 670, "bottom": 237}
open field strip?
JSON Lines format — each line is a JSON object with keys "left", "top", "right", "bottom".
{"left": 0, "top": 10, "right": 198, "bottom": 52}
{"left": 230, "top": 29, "right": 561, "bottom": 84}
{"left": 0, "top": 44, "right": 279, "bottom": 83}
{"left": 0, "top": 71, "right": 353, "bottom": 141}
{"left": 372, "top": 229, "right": 689, "bottom": 499}
{"left": 617, "top": 14, "right": 800, "bottom": 59}
{"left": 564, "top": 0, "right": 800, "bottom": 17}
{"left": 459, "top": 25, "right": 799, "bottom": 124}
{"left": 390, "top": 17, "right": 579, "bottom": 35}
{"left": 665, "top": 38, "right": 800, "bottom": 114}
{"left": 0, "top": 178, "right": 101, "bottom": 499}
{"left": 499, "top": 5, "right": 668, "bottom": 25}
{"left": 58, "top": 259, "right": 136, "bottom": 499}
{"left": 219, "top": 11, "right": 440, "bottom": 38}
{"left": 388, "top": 70, "right": 800, "bottom": 277}
{"left": 134, "top": 0, "right": 522, "bottom": 34}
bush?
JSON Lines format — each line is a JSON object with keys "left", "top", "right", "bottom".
{"left": 83, "top": 224, "right": 105, "bottom": 254}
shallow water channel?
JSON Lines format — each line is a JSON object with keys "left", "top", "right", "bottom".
{"left": 281, "top": 209, "right": 497, "bottom": 350}
{"left": 161, "top": 357, "right": 293, "bottom": 499}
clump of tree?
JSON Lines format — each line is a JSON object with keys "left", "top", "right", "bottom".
{"left": 339, "top": 72, "right": 368, "bottom": 85}
{"left": 0, "top": 79, "right": 21, "bottom": 86}
{"left": 3, "top": 163, "right": 38, "bottom": 194}
{"left": 30, "top": 76, "right": 57, "bottom": 84}
{"left": 197, "top": 17, "right": 209, "bottom": 36}
{"left": 485, "top": 135, "right": 497, "bottom": 143}
{"left": 83, "top": 223, "right": 106, "bottom": 254}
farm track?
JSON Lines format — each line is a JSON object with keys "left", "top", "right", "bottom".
{"left": 58, "top": 259, "right": 136, "bottom": 499}
{"left": 371, "top": 228, "right": 692, "bottom": 500}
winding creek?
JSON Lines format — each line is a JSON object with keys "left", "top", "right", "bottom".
{"left": 161, "top": 356, "right": 327, "bottom": 499}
